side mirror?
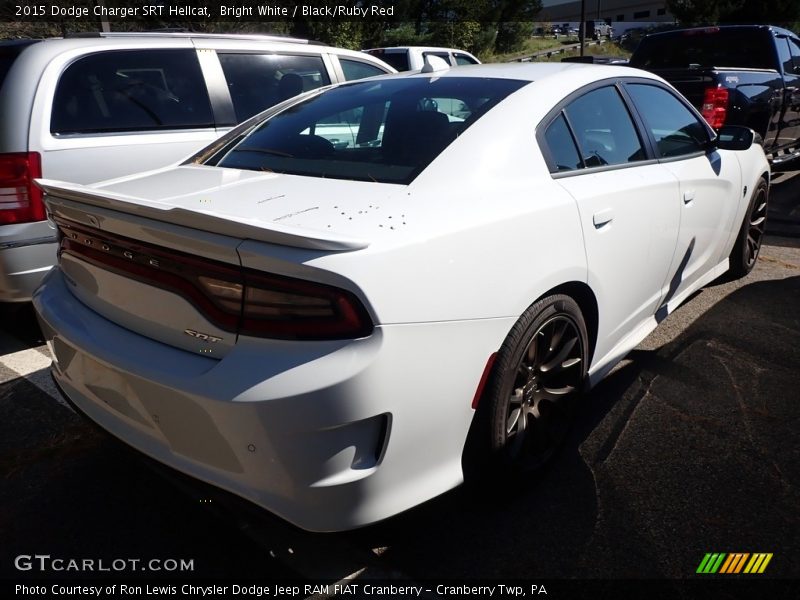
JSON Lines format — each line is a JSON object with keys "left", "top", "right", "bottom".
{"left": 716, "top": 125, "right": 760, "bottom": 151}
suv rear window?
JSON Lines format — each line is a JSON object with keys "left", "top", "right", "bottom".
{"left": 369, "top": 51, "right": 409, "bottom": 71}
{"left": 631, "top": 29, "right": 776, "bottom": 70}
{"left": 206, "top": 76, "right": 526, "bottom": 185}
{"left": 51, "top": 49, "right": 213, "bottom": 135}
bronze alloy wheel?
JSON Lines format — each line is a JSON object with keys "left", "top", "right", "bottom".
{"left": 730, "top": 178, "right": 769, "bottom": 278}
{"left": 467, "top": 294, "right": 589, "bottom": 478}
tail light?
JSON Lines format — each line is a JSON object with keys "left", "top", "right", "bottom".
{"left": 701, "top": 86, "right": 729, "bottom": 129}
{"left": 0, "top": 152, "right": 44, "bottom": 225}
{"left": 57, "top": 218, "right": 374, "bottom": 340}
{"left": 240, "top": 272, "right": 373, "bottom": 339}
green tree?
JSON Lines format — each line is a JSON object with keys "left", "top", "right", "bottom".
{"left": 494, "top": 0, "right": 541, "bottom": 53}
{"left": 722, "top": 0, "right": 800, "bottom": 25}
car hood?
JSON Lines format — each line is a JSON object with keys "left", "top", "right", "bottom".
{"left": 37, "top": 164, "right": 408, "bottom": 252}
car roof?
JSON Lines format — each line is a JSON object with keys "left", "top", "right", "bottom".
{"left": 366, "top": 46, "right": 476, "bottom": 54}
{"left": 5, "top": 33, "right": 385, "bottom": 62}
{"left": 643, "top": 24, "right": 797, "bottom": 39}
{"left": 3, "top": 33, "right": 396, "bottom": 78}
{"left": 389, "top": 61, "right": 654, "bottom": 84}
{"left": 64, "top": 31, "right": 311, "bottom": 44}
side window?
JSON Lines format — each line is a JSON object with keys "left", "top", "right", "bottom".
{"left": 454, "top": 53, "right": 479, "bottom": 66}
{"left": 788, "top": 38, "right": 800, "bottom": 75}
{"left": 218, "top": 53, "right": 331, "bottom": 122}
{"left": 563, "top": 86, "right": 645, "bottom": 167}
{"left": 340, "top": 58, "right": 389, "bottom": 81}
{"left": 543, "top": 113, "right": 582, "bottom": 172}
{"left": 626, "top": 84, "right": 710, "bottom": 158}
{"left": 51, "top": 50, "right": 213, "bottom": 135}
{"left": 777, "top": 38, "right": 793, "bottom": 75}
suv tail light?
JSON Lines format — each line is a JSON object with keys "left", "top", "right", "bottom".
{"left": 701, "top": 86, "right": 729, "bottom": 129}
{"left": 0, "top": 152, "right": 44, "bottom": 225}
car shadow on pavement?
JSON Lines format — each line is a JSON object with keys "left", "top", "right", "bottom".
{"left": 345, "top": 275, "right": 800, "bottom": 581}
{"left": 3, "top": 277, "right": 798, "bottom": 585}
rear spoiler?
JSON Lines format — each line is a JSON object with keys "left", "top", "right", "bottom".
{"left": 36, "top": 179, "right": 369, "bottom": 252}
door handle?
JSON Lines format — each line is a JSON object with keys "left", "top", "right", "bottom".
{"left": 592, "top": 208, "right": 614, "bottom": 228}
{"left": 683, "top": 190, "right": 695, "bottom": 204}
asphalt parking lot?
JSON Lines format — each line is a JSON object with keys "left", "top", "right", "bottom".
{"left": 1, "top": 171, "right": 799, "bottom": 596}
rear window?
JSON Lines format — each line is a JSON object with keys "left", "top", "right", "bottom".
{"left": 630, "top": 29, "right": 776, "bottom": 70}
{"left": 369, "top": 51, "right": 409, "bottom": 72}
{"left": 206, "top": 76, "right": 526, "bottom": 185}
{"left": 51, "top": 49, "right": 214, "bottom": 135}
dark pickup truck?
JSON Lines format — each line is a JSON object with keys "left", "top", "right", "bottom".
{"left": 630, "top": 25, "right": 800, "bottom": 165}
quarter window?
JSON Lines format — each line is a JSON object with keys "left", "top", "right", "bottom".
{"left": 51, "top": 50, "right": 213, "bottom": 134}
{"left": 454, "top": 54, "right": 479, "bottom": 66}
{"left": 543, "top": 114, "right": 582, "bottom": 172}
{"left": 563, "top": 86, "right": 645, "bottom": 167}
{"left": 218, "top": 53, "right": 330, "bottom": 122}
{"left": 626, "top": 84, "right": 710, "bottom": 158}
{"left": 340, "top": 58, "right": 389, "bottom": 81}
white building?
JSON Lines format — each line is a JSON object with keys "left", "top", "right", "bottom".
{"left": 539, "top": 0, "right": 673, "bottom": 24}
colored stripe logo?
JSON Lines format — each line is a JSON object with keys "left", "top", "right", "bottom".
{"left": 696, "top": 553, "right": 773, "bottom": 574}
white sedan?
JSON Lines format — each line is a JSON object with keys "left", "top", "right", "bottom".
{"left": 33, "top": 63, "right": 769, "bottom": 532}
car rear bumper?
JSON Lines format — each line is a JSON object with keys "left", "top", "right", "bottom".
{"left": 34, "top": 268, "right": 512, "bottom": 531}
{"left": 0, "top": 221, "right": 57, "bottom": 302}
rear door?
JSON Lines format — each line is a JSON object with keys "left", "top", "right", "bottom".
{"left": 775, "top": 34, "right": 800, "bottom": 149}
{"left": 540, "top": 84, "right": 681, "bottom": 363}
{"left": 624, "top": 82, "right": 740, "bottom": 303}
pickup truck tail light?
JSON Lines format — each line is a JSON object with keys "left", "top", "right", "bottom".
{"left": 701, "top": 86, "right": 729, "bottom": 129}
{"left": 0, "top": 152, "right": 44, "bottom": 225}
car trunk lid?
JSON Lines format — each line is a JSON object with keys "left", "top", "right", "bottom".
{"left": 37, "top": 166, "right": 380, "bottom": 357}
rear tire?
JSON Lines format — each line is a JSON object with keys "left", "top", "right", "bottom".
{"left": 729, "top": 178, "right": 768, "bottom": 278}
{"left": 465, "top": 294, "right": 588, "bottom": 482}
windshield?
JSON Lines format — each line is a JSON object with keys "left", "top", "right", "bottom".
{"left": 206, "top": 76, "right": 527, "bottom": 185}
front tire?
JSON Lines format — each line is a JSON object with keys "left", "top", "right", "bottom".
{"left": 467, "top": 294, "right": 588, "bottom": 479}
{"left": 729, "top": 178, "right": 768, "bottom": 278}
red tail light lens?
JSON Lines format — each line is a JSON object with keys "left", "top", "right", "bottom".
{"left": 56, "top": 219, "right": 373, "bottom": 341}
{"left": 241, "top": 273, "right": 373, "bottom": 339}
{"left": 701, "top": 86, "right": 729, "bottom": 129}
{"left": 0, "top": 152, "right": 44, "bottom": 225}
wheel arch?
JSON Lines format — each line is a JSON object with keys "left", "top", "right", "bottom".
{"left": 462, "top": 281, "right": 599, "bottom": 481}
{"left": 540, "top": 281, "right": 599, "bottom": 366}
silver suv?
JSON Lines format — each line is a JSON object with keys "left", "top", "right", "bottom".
{"left": 0, "top": 32, "right": 394, "bottom": 302}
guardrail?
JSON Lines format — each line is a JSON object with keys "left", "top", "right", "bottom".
{"left": 508, "top": 39, "right": 606, "bottom": 62}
